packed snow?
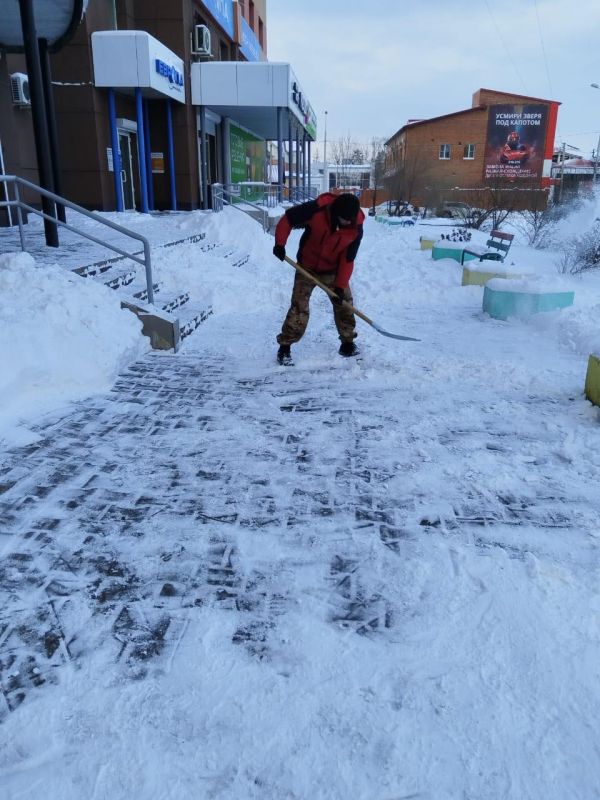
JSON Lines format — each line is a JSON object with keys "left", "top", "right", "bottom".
{"left": 1, "top": 196, "right": 600, "bottom": 799}
{"left": 0, "top": 250, "right": 147, "bottom": 446}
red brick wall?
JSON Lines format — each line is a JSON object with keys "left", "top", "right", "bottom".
{"left": 387, "top": 90, "right": 557, "bottom": 210}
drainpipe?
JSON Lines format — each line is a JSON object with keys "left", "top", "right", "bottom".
{"left": 0, "top": 139, "right": 12, "bottom": 226}
{"left": 277, "top": 107, "right": 283, "bottom": 203}
{"left": 198, "top": 105, "right": 208, "bottom": 209}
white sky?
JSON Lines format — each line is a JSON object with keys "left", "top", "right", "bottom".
{"left": 267, "top": 0, "right": 600, "bottom": 159}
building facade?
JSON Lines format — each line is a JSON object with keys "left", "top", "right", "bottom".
{"left": 384, "top": 88, "right": 560, "bottom": 211}
{"left": 0, "top": 0, "right": 316, "bottom": 215}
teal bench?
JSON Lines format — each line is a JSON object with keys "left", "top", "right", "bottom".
{"left": 432, "top": 244, "right": 477, "bottom": 263}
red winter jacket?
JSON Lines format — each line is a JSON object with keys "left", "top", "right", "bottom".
{"left": 275, "top": 193, "right": 364, "bottom": 288}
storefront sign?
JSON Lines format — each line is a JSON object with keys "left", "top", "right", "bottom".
{"left": 484, "top": 104, "right": 548, "bottom": 181}
{"left": 239, "top": 16, "right": 262, "bottom": 62}
{"left": 155, "top": 59, "right": 184, "bottom": 88}
{"left": 290, "top": 76, "right": 317, "bottom": 140}
{"left": 199, "top": 0, "right": 234, "bottom": 39}
{"left": 92, "top": 31, "right": 186, "bottom": 103}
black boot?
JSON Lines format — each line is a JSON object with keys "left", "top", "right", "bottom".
{"left": 339, "top": 341, "right": 359, "bottom": 357}
{"left": 277, "top": 344, "right": 293, "bottom": 365}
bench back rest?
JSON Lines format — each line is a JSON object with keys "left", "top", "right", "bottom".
{"left": 486, "top": 229, "right": 514, "bottom": 254}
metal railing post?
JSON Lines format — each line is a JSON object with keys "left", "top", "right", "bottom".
{"left": 14, "top": 181, "right": 26, "bottom": 251}
{"left": 142, "top": 239, "right": 153, "bottom": 304}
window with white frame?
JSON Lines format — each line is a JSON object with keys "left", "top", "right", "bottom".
{"left": 463, "top": 143, "right": 475, "bottom": 159}
{"left": 439, "top": 144, "right": 451, "bottom": 160}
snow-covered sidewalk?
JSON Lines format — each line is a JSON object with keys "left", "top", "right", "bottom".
{"left": 1, "top": 207, "right": 599, "bottom": 799}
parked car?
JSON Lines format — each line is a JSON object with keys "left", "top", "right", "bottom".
{"left": 439, "top": 201, "right": 473, "bottom": 221}
{"left": 387, "top": 200, "right": 419, "bottom": 217}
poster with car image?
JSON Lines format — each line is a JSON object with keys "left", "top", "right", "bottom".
{"left": 484, "top": 104, "right": 548, "bottom": 181}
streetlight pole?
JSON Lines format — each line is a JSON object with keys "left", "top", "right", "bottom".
{"left": 591, "top": 84, "right": 600, "bottom": 185}
{"left": 323, "top": 110, "right": 328, "bottom": 193}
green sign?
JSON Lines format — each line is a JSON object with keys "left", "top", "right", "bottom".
{"left": 230, "top": 124, "right": 264, "bottom": 185}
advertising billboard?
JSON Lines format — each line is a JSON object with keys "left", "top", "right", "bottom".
{"left": 484, "top": 104, "right": 548, "bottom": 181}
{"left": 229, "top": 123, "right": 263, "bottom": 183}
{"left": 239, "top": 16, "right": 263, "bottom": 62}
{"left": 199, "top": 0, "right": 234, "bottom": 39}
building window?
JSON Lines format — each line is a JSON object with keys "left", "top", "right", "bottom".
{"left": 258, "top": 17, "right": 264, "bottom": 47}
{"left": 249, "top": 0, "right": 255, "bottom": 29}
{"left": 439, "top": 144, "right": 451, "bottom": 160}
{"left": 463, "top": 143, "right": 475, "bottom": 159}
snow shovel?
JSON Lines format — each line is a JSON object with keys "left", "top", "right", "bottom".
{"left": 283, "top": 255, "right": 420, "bottom": 342}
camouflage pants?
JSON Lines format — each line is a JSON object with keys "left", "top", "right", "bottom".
{"left": 277, "top": 268, "right": 357, "bottom": 346}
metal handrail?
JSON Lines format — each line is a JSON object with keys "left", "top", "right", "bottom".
{"left": 288, "top": 185, "right": 318, "bottom": 204}
{"left": 212, "top": 183, "right": 269, "bottom": 231}
{"left": 211, "top": 182, "right": 319, "bottom": 229}
{"left": 0, "top": 175, "right": 155, "bottom": 304}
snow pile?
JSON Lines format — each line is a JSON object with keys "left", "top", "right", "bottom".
{"left": 0, "top": 252, "right": 147, "bottom": 445}
{"left": 485, "top": 276, "right": 574, "bottom": 293}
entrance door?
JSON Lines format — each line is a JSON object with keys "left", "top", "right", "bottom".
{"left": 207, "top": 133, "right": 218, "bottom": 184}
{"left": 118, "top": 131, "right": 137, "bottom": 210}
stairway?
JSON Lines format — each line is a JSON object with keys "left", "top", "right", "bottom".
{"left": 72, "top": 232, "right": 250, "bottom": 351}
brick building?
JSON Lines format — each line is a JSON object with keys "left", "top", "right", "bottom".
{"left": 384, "top": 88, "right": 560, "bottom": 212}
{"left": 1, "top": 0, "right": 315, "bottom": 215}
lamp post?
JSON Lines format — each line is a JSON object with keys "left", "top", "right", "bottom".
{"left": 323, "top": 110, "right": 328, "bottom": 193}
{"left": 590, "top": 84, "right": 600, "bottom": 184}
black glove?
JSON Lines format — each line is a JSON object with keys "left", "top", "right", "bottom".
{"left": 273, "top": 244, "right": 286, "bottom": 261}
{"left": 332, "top": 287, "right": 345, "bottom": 305}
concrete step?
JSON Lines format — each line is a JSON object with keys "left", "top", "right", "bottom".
{"left": 104, "top": 269, "right": 136, "bottom": 290}
{"left": 179, "top": 302, "right": 214, "bottom": 341}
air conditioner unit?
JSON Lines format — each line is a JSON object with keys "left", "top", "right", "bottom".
{"left": 10, "top": 73, "right": 30, "bottom": 107}
{"left": 192, "top": 24, "right": 211, "bottom": 56}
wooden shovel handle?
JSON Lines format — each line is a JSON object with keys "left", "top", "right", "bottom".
{"left": 283, "top": 255, "right": 374, "bottom": 326}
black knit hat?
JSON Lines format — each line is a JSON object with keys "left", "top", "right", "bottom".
{"left": 332, "top": 193, "right": 360, "bottom": 221}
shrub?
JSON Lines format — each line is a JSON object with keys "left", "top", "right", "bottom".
{"left": 557, "top": 223, "right": 600, "bottom": 274}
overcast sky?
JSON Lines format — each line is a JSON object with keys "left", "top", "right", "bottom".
{"left": 268, "top": 0, "right": 600, "bottom": 159}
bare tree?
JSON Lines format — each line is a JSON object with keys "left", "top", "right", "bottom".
{"left": 330, "top": 134, "right": 356, "bottom": 190}
{"left": 558, "top": 223, "right": 600, "bottom": 274}
{"left": 383, "top": 139, "right": 431, "bottom": 214}
{"left": 512, "top": 194, "right": 564, "bottom": 247}
{"left": 368, "top": 136, "right": 386, "bottom": 213}
{"left": 448, "top": 178, "right": 534, "bottom": 230}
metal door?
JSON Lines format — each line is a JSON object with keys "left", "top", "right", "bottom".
{"left": 118, "top": 131, "right": 136, "bottom": 210}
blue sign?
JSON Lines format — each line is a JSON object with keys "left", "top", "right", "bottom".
{"left": 240, "top": 16, "right": 262, "bottom": 62}
{"left": 155, "top": 59, "right": 184, "bottom": 87}
{"left": 199, "top": 0, "right": 234, "bottom": 39}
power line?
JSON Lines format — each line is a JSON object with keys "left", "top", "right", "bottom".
{"left": 483, "top": 0, "right": 528, "bottom": 94}
{"left": 533, "top": 0, "right": 554, "bottom": 98}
